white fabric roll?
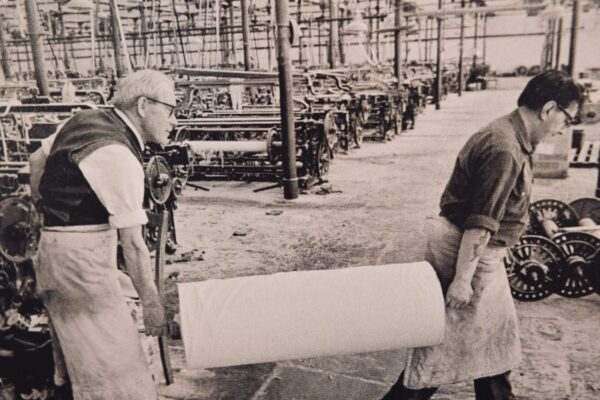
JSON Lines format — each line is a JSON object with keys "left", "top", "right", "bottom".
{"left": 186, "top": 140, "right": 267, "bottom": 154}
{"left": 178, "top": 262, "right": 445, "bottom": 369}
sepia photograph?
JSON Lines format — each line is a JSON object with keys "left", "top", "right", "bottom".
{"left": 0, "top": 0, "right": 599, "bottom": 399}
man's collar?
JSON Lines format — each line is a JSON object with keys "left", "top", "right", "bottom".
{"left": 114, "top": 108, "right": 145, "bottom": 150}
{"left": 510, "top": 109, "right": 533, "bottom": 155}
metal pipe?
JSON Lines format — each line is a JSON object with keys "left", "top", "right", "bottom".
{"left": 298, "top": 0, "right": 304, "bottom": 66}
{"left": 274, "top": 0, "right": 299, "bottom": 199}
{"left": 482, "top": 13, "right": 487, "bottom": 65}
{"left": 567, "top": 0, "right": 579, "bottom": 76}
{"left": 458, "top": 0, "right": 465, "bottom": 96}
{"left": 241, "top": 0, "right": 251, "bottom": 70}
{"left": 328, "top": 0, "right": 339, "bottom": 69}
{"left": 394, "top": 0, "right": 402, "bottom": 81}
{"left": 24, "top": 0, "right": 49, "bottom": 95}
{"left": 473, "top": 12, "right": 478, "bottom": 66}
{"left": 0, "top": 15, "right": 13, "bottom": 80}
{"left": 57, "top": 3, "right": 70, "bottom": 71}
{"left": 435, "top": 0, "right": 442, "bottom": 110}
{"left": 109, "top": 0, "right": 126, "bottom": 77}
{"left": 555, "top": 17, "right": 563, "bottom": 70}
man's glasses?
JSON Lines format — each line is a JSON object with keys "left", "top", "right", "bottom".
{"left": 556, "top": 103, "right": 577, "bottom": 127}
{"left": 146, "top": 97, "right": 176, "bottom": 117}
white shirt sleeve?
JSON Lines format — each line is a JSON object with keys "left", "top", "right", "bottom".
{"left": 78, "top": 144, "right": 148, "bottom": 229}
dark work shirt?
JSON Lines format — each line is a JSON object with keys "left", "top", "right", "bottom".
{"left": 440, "top": 109, "right": 533, "bottom": 247}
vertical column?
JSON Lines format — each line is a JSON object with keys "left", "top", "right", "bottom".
{"left": 328, "top": 0, "right": 339, "bottom": 69}
{"left": 109, "top": 0, "right": 125, "bottom": 77}
{"left": 24, "top": 0, "right": 49, "bottom": 95}
{"left": 275, "top": 0, "right": 299, "bottom": 199}
{"left": 435, "top": 0, "right": 443, "bottom": 110}
{"left": 555, "top": 18, "right": 563, "bottom": 70}
{"left": 0, "top": 15, "right": 13, "bottom": 80}
{"left": 241, "top": 0, "right": 251, "bottom": 70}
{"left": 394, "top": 0, "right": 402, "bottom": 81}
{"left": 457, "top": 0, "right": 465, "bottom": 96}
{"left": 567, "top": 0, "right": 579, "bottom": 77}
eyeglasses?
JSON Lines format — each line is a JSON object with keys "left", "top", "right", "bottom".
{"left": 556, "top": 103, "right": 577, "bottom": 127}
{"left": 145, "top": 97, "right": 176, "bottom": 117}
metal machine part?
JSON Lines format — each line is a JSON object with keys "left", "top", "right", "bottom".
{"left": 145, "top": 156, "right": 173, "bottom": 206}
{"left": 570, "top": 197, "right": 600, "bottom": 226}
{"left": 504, "top": 235, "right": 564, "bottom": 301}
{"left": 552, "top": 232, "right": 599, "bottom": 298}
{"left": 527, "top": 199, "right": 579, "bottom": 237}
{"left": 0, "top": 196, "right": 41, "bottom": 263}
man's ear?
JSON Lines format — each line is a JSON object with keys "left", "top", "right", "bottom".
{"left": 539, "top": 101, "right": 555, "bottom": 121}
{"left": 136, "top": 96, "right": 147, "bottom": 118}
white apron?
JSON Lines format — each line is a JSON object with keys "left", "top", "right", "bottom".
{"left": 35, "top": 225, "right": 157, "bottom": 400}
{"left": 403, "top": 217, "right": 521, "bottom": 389}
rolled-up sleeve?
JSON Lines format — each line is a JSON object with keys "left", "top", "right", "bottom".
{"left": 464, "top": 150, "right": 520, "bottom": 233}
{"left": 79, "top": 145, "right": 148, "bottom": 229}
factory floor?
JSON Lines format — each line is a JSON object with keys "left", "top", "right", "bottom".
{"left": 158, "top": 78, "right": 600, "bottom": 400}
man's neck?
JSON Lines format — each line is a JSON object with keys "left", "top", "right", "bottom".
{"left": 517, "top": 106, "right": 540, "bottom": 147}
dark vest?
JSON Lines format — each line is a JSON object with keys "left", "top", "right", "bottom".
{"left": 39, "top": 108, "right": 144, "bottom": 226}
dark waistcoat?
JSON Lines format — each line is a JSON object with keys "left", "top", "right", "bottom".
{"left": 39, "top": 108, "right": 143, "bottom": 226}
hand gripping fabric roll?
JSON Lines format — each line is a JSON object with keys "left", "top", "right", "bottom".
{"left": 178, "top": 262, "right": 445, "bottom": 369}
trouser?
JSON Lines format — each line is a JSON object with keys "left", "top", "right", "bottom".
{"left": 381, "top": 372, "right": 515, "bottom": 400}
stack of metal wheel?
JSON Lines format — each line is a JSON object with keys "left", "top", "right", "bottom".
{"left": 504, "top": 197, "right": 600, "bottom": 301}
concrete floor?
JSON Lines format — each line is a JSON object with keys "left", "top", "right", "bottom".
{"left": 158, "top": 78, "right": 600, "bottom": 400}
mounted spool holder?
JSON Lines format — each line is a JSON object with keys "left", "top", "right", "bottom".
{"left": 512, "top": 198, "right": 600, "bottom": 299}
{"left": 504, "top": 235, "right": 564, "bottom": 301}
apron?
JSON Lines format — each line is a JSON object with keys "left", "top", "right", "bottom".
{"left": 35, "top": 225, "right": 157, "bottom": 400}
{"left": 403, "top": 216, "right": 521, "bottom": 389}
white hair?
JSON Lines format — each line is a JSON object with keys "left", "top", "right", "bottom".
{"left": 112, "top": 69, "right": 174, "bottom": 109}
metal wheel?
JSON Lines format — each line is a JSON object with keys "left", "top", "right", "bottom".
{"left": 504, "top": 235, "right": 564, "bottom": 301}
{"left": 145, "top": 156, "right": 173, "bottom": 205}
{"left": 315, "top": 141, "right": 331, "bottom": 179}
{"left": 527, "top": 199, "right": 579, "bottom": 236}
{"left": 552, "top": 232, "right": 600, "bottom": 297}
{"left": 0, "top": 196, "right": 41, "bottom": 263}
{"left": 570, "top": 197, "right": 600, "bottom": 224}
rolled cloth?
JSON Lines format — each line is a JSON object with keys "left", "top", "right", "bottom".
{"left": 186, "top": 140, "right": 267, "bottom": 154}
{"left": 178, "top": 262, "right": 445, "bottom": 369}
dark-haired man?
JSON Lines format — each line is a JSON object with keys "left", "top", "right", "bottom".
{"left": 381, "top": 70, "right": 583, "bottom": 400}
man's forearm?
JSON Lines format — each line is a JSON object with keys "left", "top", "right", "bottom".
{"left": 121, "top": 239, "right": 161, "bottom": 306}
{"left": 453, "top": 228, "right": 491, "bottom": 284}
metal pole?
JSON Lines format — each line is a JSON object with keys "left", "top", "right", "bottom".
{"left": 473, "top": 11, "right": 478, "bottom": 66}
{"left": 0, "top": 16, "right": 13, "bottom": 80}
{"left": 482, "top": 13, "right": 487, "bottom": 65}
{"left": 458, "top": 0, "right": 465, "bottom": 96}
{"left": 298, "top": 0, "right": 304, "bottom": 66}
{"left": 229, "top": 3, "right": 237, "bottom": 65}
{"left": 555, "top": 17, "right": 563, "bottom": 70}
{"left": 567, "top": 0, "right": 578, "bottom": 77}
{"left": 435, "top": 0, "right": 442, "bottom": 110}
{"left": 394, "top": 0, "right": 403, "bottom": 81}
{"left": 24, "top": 0, "right": 49, "bottom": 95}
{"left": 58, "top": 3, "right": 71, "bottom": 71}
{"left": 275, "top": 0, "right": 299, "bottom": 200}
{"left": 109, "top": 0, "right": 126, "bottom": 77}
{"left": 241, "top": 0, "right": 251, "bottom": 70}
{"left": 328, "top": 0, "right": 339, "bottom": 69}
{"left": 375, "top": 0, "right": 380, "bottom": 60}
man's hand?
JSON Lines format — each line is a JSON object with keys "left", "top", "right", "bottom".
{"left": 143, "top": 301, "right": 168, "bottom": 337}
{"left": 446, "top": 279, "right": 473, "bottom": 309}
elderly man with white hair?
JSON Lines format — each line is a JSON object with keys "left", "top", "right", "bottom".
{"left": 29, "top": 69, "right": 178, "bottom": 400}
